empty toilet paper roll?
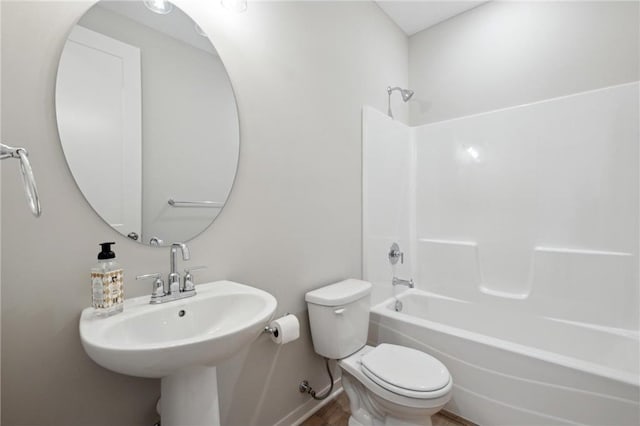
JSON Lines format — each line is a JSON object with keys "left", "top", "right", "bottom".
{"left": 269, "top": 314, "right": 300, "bottom": 344}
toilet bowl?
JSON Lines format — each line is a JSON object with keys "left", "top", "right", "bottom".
{"left": 305, "top": 279, "right": 452, "bottom": 426}
{"left": 339, "top": 345, "right": 452, "bottom": 426}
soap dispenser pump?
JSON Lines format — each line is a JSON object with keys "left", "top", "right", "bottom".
{"left": 91, "top": 242, "right": 124, "bottom": 317}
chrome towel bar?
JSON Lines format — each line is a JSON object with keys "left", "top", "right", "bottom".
{"left": 167, "top": 199, "right": 224, "bottom": 208}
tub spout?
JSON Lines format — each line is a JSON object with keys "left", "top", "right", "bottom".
{"left": 392, "top": 277, "right": 414, "bottom": 288}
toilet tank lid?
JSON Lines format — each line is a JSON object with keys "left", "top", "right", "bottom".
{"left": 305, "top": 279, "right": 372, "bottom": 306}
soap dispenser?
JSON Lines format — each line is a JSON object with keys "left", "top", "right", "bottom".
{"left": 91, "top": 242, "right": 124, "bottom": 317}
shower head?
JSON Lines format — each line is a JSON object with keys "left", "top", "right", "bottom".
{"left": 386, "top": 86, "right": 415, "bottom": 118}
{"left": 401, "top": 88, "right": 414, "bottom": 102}
{"left": 387, "top": 86, "right": 414, "bottom": 102}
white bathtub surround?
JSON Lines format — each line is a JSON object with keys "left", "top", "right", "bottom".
{"left": 362, "top": 82, "right": 639, "bottom": 424}
{"left": 413, "top": 82, "right": 639, "bottom": 330}
{"left": 370, "top": 290, "right": 639, "bottom": 425}
{"left": 362, "top": 107, "right": 414, "bottom": 305}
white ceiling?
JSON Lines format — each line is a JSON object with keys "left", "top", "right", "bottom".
{"left": 375, "top": 1, "right": 488, "bottom": 36}
{"left": 95, "top": 1, "right": 487, "bottom": 52}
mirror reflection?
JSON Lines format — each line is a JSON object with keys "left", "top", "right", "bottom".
{"left": 55, "top": 0, "right": 239, "bottom": 246}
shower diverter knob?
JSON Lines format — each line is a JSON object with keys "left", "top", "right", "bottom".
{"left": 388, "top": 242, "right": 404, "bottom": 265}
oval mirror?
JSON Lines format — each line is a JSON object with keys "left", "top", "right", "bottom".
{"left": 55, "top": 0, "right": 239, "bottom": 246}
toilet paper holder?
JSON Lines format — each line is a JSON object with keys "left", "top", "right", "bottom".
{"left": 263, "top": 324, "right": 278, "bottom": 337}
{"left": 263, "top": 313, "right": 291, "bottom": 337}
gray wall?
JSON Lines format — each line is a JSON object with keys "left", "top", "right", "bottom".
{"left": 0, "top": 1, "right": 408, "bottom": 425}
{"left": 408, "top": 1, "right": 640, "bottom": 125}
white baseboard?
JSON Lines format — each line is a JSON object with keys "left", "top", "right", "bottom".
{"left": 273, "top": 378, "right": 343, "bottom": 426}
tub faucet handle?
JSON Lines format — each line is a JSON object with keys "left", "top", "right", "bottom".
{"left": 388, "top": 242, "right": 404, "bottom": 265}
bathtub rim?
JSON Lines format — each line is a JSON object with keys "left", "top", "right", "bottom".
{"left": 370, "top": 289, "right": 640, "bottom": 388}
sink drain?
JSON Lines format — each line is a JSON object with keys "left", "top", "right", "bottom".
{"left": 178, "top": 310, "right": 186, "bottom": 317}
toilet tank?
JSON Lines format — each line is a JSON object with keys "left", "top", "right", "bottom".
{"left": 305, "top": 279, "right": 372, "bottom": 359}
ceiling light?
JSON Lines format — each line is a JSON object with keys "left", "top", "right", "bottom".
{"left": 144, "top": 0, "right": 173, "bottom": 15}
{"left": 221, "top": 0, "right": 247, "bottom": 13}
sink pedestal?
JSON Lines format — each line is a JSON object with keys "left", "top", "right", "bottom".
{"left": 161, "top": 366, "right": 220, "bottom": 426}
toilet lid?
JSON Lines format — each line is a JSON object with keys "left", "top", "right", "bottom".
{"left": 360, "top": 344, "right": 450, "bottom": 393}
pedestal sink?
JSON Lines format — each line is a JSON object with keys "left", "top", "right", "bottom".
{"left": 80, "top": 280, "right": 277, "bottom": 426}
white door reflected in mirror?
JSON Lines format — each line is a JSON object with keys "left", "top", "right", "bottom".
{"left": 57, "top": 26, "right": 142, "bottom": 238}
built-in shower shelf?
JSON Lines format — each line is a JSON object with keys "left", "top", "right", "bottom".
{"left": 534, "top": 246, "right": 632, "bottom": 257}
{"left": 416, "top": 239, "right": 635, "bottom": 323}
{"left": 419, "top": 238, "right": 477, "bottom": 247}
{"left": 478, "top": 286, "right": 528, "bottom": 300}
{"left": 417, "top": 238, "right": 481, "bottom": 294}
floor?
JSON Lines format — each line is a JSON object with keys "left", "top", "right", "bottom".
{"left": 301, "top": 391, "right": 470, "bottom": 426}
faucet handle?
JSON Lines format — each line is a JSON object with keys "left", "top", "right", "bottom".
{"left": 149, "top": 236, "right": 164, "bottom": 246}
{"left": 184, "top": 266, "right": 207, "bottom": 274}
{"left": 136, "top": 273, "right": 161, "bottom": 279}
{"left": 388, "top": 242, "right": 404, "bottom": 265}
{"left": 183, "top": 266, "right": 206, "bottom": 292}
{"left": 136, "top": 273, "right": 165, "bottom": 299}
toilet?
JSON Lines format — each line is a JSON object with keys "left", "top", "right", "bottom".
{"left": 305, "top": 279, "right": 452, "bottom": 426}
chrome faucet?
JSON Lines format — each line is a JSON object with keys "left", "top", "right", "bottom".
{"left": 136, "top": 242, "right": 204, "bottom": 304}
{"left": 169, "top": 242, "right": 190, "bottom": 292}
{"left": 392, "top": 277, "right": 414, "bottom": 289}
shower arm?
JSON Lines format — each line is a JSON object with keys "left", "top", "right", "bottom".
{"left": 387, "top": 86, "right": 400, "bottom": 119}
{"left": 386, "top": 86, "right": 414, "bottom": 119}
{"left": 1, "top": 143, "right": 42, "bottom": 217}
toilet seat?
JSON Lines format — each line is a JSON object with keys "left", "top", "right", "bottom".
{"left": 360, "top": 344, "right": 450, "bottom": 399}
{"left": 339, "top": 345, "right": 452, "bottom": 409}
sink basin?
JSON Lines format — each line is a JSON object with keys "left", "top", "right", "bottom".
{"left": 80, "top": 280, "right": 277, "bottom": 378}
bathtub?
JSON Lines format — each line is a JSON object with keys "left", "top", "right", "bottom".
{"left": 368, "top": 289, "right": 640, "bottom": 426}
